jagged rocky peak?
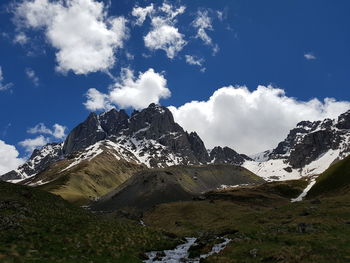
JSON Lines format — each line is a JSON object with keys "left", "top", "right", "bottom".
{"left": 209, "top": 146, "right": 250, "bottom": 165}
{"left": 99, "top": 108, "right": 129, "bottom": 135}
{"left": 128, "top": 103, "right": 182, "bottom": 138}
{"left": 63, "top": 112, "right": 106, "bottom": 155}
{"left": 1, "top": 142, "right": 63, "bottom": 181}
{"left": 336, "top": 110, "right": 350, "bottom": 129}
{"left": 268, "top": 109, "right": 350, "bottom": 168}
{"left": 187, "top": 132, "right": 210, "bottom": 163}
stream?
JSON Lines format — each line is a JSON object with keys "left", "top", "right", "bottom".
{"left": 143, "top": 237, "right": 231, "bottom": 263}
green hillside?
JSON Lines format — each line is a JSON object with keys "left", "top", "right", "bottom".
{"left": 0, "top": 181, "right": 177, "bottom": 263}
{"left": 307, "top": 155, "right": 350, "bottom": 198}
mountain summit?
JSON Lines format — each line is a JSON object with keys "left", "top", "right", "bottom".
{"left": 2, "top": 105, "right": 350, "bottom": 185}
{"left": 1, "top": 103, "right": 247, "bottom": 182}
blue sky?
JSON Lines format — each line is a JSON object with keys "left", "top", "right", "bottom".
{"left": 1, "top": 0, "right": 350, "bottom": 171}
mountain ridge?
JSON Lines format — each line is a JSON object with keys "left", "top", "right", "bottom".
{"left": 2, "top": 105, "right": 350, "bottom": 185}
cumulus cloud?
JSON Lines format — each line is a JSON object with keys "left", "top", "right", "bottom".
{"left": 192, "top": 10, "right": 219, "bottom": 54}
{"left": 14, "top": 0, "right": 128, "bottom": 74}
{"left": 141, "top": 2, "right": 186, "bottom": 58}
{"left": 25, "top": 68, "right": 39, "bottom": 86}
{"left": 132, "top": 4, "right": 154, "bottom": 26}
{"left": 0, "top": 140, "right": 24, "bottom": 175}
{"left": 84, "top": 88, "right": 113, "bottom": 111}
{"left": 28, "top": 123, "right": 67, "bottom": 139}
{"left": 304, "top": 52, "right": 317, "bottom": 60}
{"left": 169, "top": 85, "right": 350, "bottom": 154}
{"left": 19, "top": 135, "right": 49, "bottom": 153}
{"left": 84, "top": 68, "right": 170, "bottom": 110}
{"left": 0, "top": 66, "right": 13, "bottom": 91}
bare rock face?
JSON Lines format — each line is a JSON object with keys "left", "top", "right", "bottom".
{"left": 63, "top": 113, "right": 106, "bottom": 155}
{"left": 209, "top": 146, "right": 250, "bottom": 165}
{"left": 1, "top": 103, "right": 211, "bottom": 180}
{"left": 0, "top": 143, "right": 63, "bottom": 180}
{"left": 268, "top": 112, "right": 350, "bottom": 169}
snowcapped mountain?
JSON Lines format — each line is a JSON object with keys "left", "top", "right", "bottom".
{"left": 1, "top": 103, "right": 225, "bottom": 182}
{"left": 1, "top": 104, "right": 350, "bottom": 184}
{"left": 243, "top": 110, "right": 350, "bottom": 181}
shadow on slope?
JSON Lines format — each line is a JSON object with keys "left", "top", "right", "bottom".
{"left": 91, "top": 164, "right": 264, "bottom": 212}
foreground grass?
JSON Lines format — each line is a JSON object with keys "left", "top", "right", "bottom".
{"left": 144, "top": 181, "right": 350, "bottom": 263}
{"left": 0, "top": 181, "right": 177, "bottom": 263}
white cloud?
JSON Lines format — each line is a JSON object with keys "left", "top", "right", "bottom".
{"left": 84, "top": 68, "right": 170, "bottom": 110}
{"left": 13, "top": 32, "right": 28, "bottom": 45}
{"left": 25, "top": 68, "right": 39, "bottom": 86}
{"left": 185, "top": 55, "right": 204, "bottom": 66}
{"left": 19, "top": 135, "right": 49, "bottom": 153}
{"left": 144, "top": 24, "right": 186, "bottom": 59}
{"left": 192, "top": 10, "right": 219, "bottom": 54}
{"left": 0, "top": 66, "right": 13, "bottom": 91}
{"left": 216, "top": 11, "right": 224, "bottom": 21}
{"left": 28, "top": 123, "right": 67, "bottom": 139}
{"left": 304, "top": 52, "right": 317, "bottom": 60}
{"left": 0, "top": 140, "right": 24, "bottom": 175}
{"left": 84, "top": 88, "right": 113, "bottom": 111}
{"left": 52, "top": 124, "right": 66, "bottom": 139}
{"left": 169, "top": 85, "right": 350, "bottom": 155}
{"left": 14, "top": 0, "right": 128, "bottom": 74}
{"left": 132, "top": 4, "right": 154, "bottom": 26}
{"left": 142, "top": 2, "right": 187, "bottom": 59}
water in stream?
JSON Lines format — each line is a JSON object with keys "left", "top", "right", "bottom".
{"left": 144, "top": 237, "right": 231, "bottom": 263}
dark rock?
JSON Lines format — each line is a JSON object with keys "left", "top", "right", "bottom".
{"left": 249, "top": 248, "right": 258, "bottom": 258}
{"left": 63, "top": 112, "right": 107, "bottom": 154}
{"left": 209, "top": 146, "right": 248, "bottom": 165}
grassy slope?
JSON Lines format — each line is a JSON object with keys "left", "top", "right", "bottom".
{"left": 144, "top": 180, "right": 350, "bottom": 263}
{"left": 91, "top": 164, "right": 264, "bottom": 211}
{"left": 307, "top": 155, "right": 350, "bottom": 198}
{"left": 0, "top": 181, "right": 177, "bottom": 263}
{"left": 33, "top": 153, "right": 145, "bottom": 205}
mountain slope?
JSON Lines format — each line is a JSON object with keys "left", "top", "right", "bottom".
{"left": 0, "top": 181, "right": 177, "bottom": 262}
{"left": 91, "top": 164, "right": 264, "bottom": 211}
{"left": 307, "top": 155, "right": 350, "bottom": 198}
{"left": 28, "top": 151, "right": 145, "bottom": 204}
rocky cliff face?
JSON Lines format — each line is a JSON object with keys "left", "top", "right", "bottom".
{"left": 209, "top": 146, "right": 250, "bottom": 165}
{"left": 2, "top": 105, "right": 350, "bottom": 183}
{"left": 244, "top": 110, "right": 350, "bottom": 181}
{"left": 268, "top": 111, "right": 350, "bottom": 168}
{"left": 1, "top": 104, "right": 212, "bottom": 181}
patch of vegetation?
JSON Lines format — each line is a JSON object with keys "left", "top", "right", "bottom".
{"left": 0, "top": 181, "right": 177, "bottom": 263}
{"left": 307, "top": 155, "right": 350, "bottom": 198}
{"left": 144, "top": 180, "right": 350, "bottom": 263}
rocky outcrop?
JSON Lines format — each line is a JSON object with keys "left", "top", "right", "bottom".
{"left": 0, "top": 143, "right": 63, "bottom": 181}
{"left": 268, "top": 113, "right": 350, "bottom": 168}
{"left": 209, "top": 146, "right": 250, "bottom": 165}
{"left": 1, "top": 103, "right": 217, "bottom": 180}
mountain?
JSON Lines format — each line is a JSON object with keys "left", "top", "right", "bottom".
{"left": 91, "top": 164, "right": 264, "bottom": 211}
{"left": 1, "top": 103, "right": 211, "bottom": 181}
{"left": 0, "top": 103, "right": 252, "bottom": 203}
{"left": 243, "top": 110, "right": 350, "bottom": 181}
{"left": 2, "top": 104, "right": 350, "bottom": 189}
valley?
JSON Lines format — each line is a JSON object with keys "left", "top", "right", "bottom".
{"left": 1, "top": 105, "right": 350, "bottom": 262}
